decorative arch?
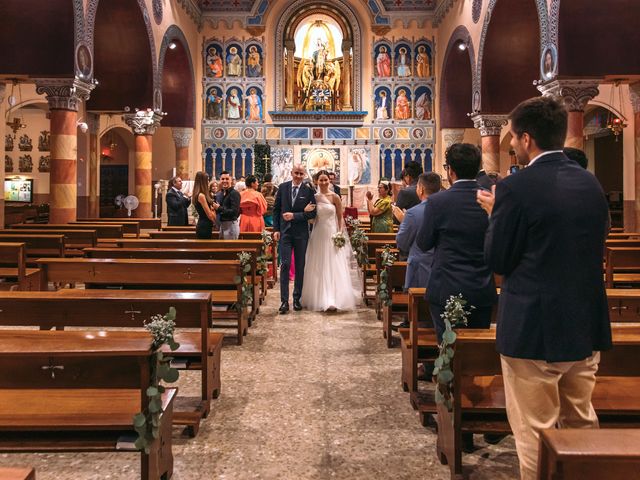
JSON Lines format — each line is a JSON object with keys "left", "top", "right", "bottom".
{"left": 440, "top": 25, "right": 475, "bottom": 128}
{"left": 86, "top": 0, "right": 158, "bottom": 110}
{"left": 274, "top": 0, "right": 362, "bottom": 111}
{"left": 158, "top": 25, "right": 196, "bottom": 128}
{"left": 474, "top": 0, "right": 548, "bottom": 113}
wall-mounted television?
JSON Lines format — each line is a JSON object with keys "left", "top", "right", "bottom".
{"left": 4, "top": 178, "right": 34, "bottom": 203}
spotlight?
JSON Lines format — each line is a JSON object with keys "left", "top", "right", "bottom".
{"left": 169, "top": 42, "right": 177, "bottom": 50}
{"left": 458, "top": 41, "right": 467, "bottom": 51}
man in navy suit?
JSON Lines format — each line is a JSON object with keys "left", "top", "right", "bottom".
{"left": 478, "top": 96, "right": 611, "bottom": 480}
{"left": 417, "top": 143, "right": 497, "bottom": 342}
{"left": 273, "top": 164, "right": 317, "bottom": 314}
{"left": 166, "top": 176, "right": 191, "bottom": 226}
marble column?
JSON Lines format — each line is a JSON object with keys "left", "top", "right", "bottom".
{"left": 537, "top": 79, "right": 600, "bottom": 150}
{"left": 341, "top": 41, "right": 352, "bottom": 111}
{"left": 630, "top": 84, "right": 640, "bottom": 232}
{"left": 285, "top": 40, "right": 295, "bottom": 110}
{"left": 35, "top": 78, "right": 94, "bottom": 223}
{"left": 87, "top": 113, "right": 100, "bottom": 218}
{"left": 0, "top": 83, "right": 6, "bottom": 227}
{"left": 172, "top": 127, "right": 192, "bottom": 180}
{"left": 123, "top": 110, "right": 163, "bottom": 218}
{"left": 471, "top": 114, "right": 508, "bottom": 173}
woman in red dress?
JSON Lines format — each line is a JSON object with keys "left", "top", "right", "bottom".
{"left": 239, "top": 175, "right": 267, "bottom": 232}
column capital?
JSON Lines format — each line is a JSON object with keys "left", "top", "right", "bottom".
{"left": 470, "top": 114, "right": 508, "bottom": 137}
{"left": 123, "top": 109, "right": 164, "bottom": 136}
{"left": 630, "top": 83, "right": 640, "bottom": 114}
{"left": 537, "top": 79, "right": 600, "bottom": 112}
{"left": 171, "top": 127, "right": 193, "bottom": 148}
{"left": 35, "top": 77, "right": 95, "bottom": 112}
{"left": 441, "top": 128, "right": 465, "bottom": 149}
{"left": 284, "top": 40, "right": 296, "bottom": 50}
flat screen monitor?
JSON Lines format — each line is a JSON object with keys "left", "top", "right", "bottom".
{"left": 4, "top": 178, "right": 33, "bottom": 203}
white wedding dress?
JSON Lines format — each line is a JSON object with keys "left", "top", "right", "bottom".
{"left": 301, "top": 193, "right": 362, "bottom": 311}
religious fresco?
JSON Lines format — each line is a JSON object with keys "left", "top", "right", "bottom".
{"left": 541, "top": 44, "right": 557, "bottom": 80}
{"left": 246, "top": 44, "right": 263, "bottom": 77}
{"left": 415, "top": 43, "right": 432, "bottom": 78}
{"left": 226, "top": 87, "right": 243, "bottom": 120}
{"left": 374, "top": 43, "right": 392, "bottom": 78}
{"left": 374, "top": 86, "right": 392, "bottom": 120}
{"left": 301, "top": 148, "right": 341, "bottom": 183}
{"left": 205, "top": 43, "right": 224, "bottom": 78}
{"left": 206, "top": 86, "right": 224, "bottom": 120}
{"left": 394, "top": 88, "right": 412, "bottom": 120}
{"left": 414, "top": 86, "right": 432, "bottom": 121}
{"left": 226, "top": 44, "right": 243, "bottom": 77}
{"left": 245, "top": 87, "right": 263, "bottom": 121}
{"left": 395, "top": 43, "right": 412, "bottom": 78}
{"left": 270, "top": 147, "right": 294, "bottom": 186}
{"left": 348, "top": 147, "right": 371, "bottom": 185}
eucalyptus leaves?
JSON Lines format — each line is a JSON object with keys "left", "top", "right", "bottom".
{"left": 133, "top": 307, "right": 180, "bottom": 453}
{"left": 345, "top": 216, "right": 369, "bottom": 268}
{"left": 257, "top": 230, "right": 273, "bottom": 276}
{"left": 235, "top": 251, "right": 254, "bottom": 310}
{"left": 377, "top": 245, "right": 397, "bottom": 307}
{"left": 433, "top": 294, "right": 474, "bottom": 411}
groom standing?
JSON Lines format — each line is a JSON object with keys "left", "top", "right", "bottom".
{"left": 273, "top": 164, "right": 317, "bottom": 314}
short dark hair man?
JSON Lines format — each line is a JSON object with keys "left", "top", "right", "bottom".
{"left": 417, "top": 143, "right": 497, "bottom": 341}
{"left": 563, "top": 146, "right": 588, "bottom": 169}
{"left": 327, "top": 171, "right": 341, "bottom": 196}
{"left": 213, "top": 170, "right": 241, "bottom": 239}
{"left": 477, "top": 96, "right": 611, "bottom": 480}
{"left": 166, "top": 176, "right": 191, "bottom": 226}
{"left": 395, "top": 160, "right": 424, "bottom": 213}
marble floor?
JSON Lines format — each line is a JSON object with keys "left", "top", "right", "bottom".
{"left": 0, "top": 286, "right": 520, "bottom": 479}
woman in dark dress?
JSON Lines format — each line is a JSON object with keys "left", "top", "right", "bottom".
{"left": 192, "top": 171, "right": 217, "bottom": 239}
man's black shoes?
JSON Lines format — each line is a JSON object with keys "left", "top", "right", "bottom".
{"left": 293, "top": 299, "right": 303, "bottom": 311}
{"left": 279, "top": 302, "right": 289, "bottom": 314}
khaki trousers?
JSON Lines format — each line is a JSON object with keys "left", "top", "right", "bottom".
{"left": 500, "top": 352, "right": 600, "bottom": 480}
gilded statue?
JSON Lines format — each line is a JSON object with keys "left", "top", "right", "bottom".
{"left": 296, "top": 35, "right": 341, "bottom": 110}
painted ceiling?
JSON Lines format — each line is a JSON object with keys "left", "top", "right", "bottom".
{"left": 198, "top": 0, "right": 437, "bottom": 13}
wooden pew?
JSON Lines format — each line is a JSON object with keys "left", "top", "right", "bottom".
{"left": 70, "top": 220, "right": 140, "bottom": 236}
{"left": 0, "top": 229, "right": 97, "bottom": 255}
{"left": 537, "top": 428, "right": 640, "bottom": 479}
{"left": 0, "top": 468, "right": 35, "bottom": 480}
{"left": 0, "top": 290, "right": 220, "bottom": 436}
{"left": 435, "top": 325, "right": 640, "bottom": 478}
{"left": 0, "top": 243, "right": 41, "bottom": 291}
{"left": 605, "top": 247, "right": 640, "bottom": 287}
{"left": 77, "top": 217, "right": 162, "bottom": 230}
{"left": 0, "top": 234, "right": 64, "bottom": 260}
{"left": 0, "top": 330, "right": 176, "bottom": 480}
{"left": 362, "top": 240, "right": 397, "bottom": 305}
{"left": 380, "top": 261, "right": 408, "bottom": 348}
{"left": 10, "top": 223, "right": 123, "bottom": 239}
{"left": 36, "top": 258, "right": 248, "bottom": 345}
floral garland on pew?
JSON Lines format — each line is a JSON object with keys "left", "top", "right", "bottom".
{"left": 134, "top": 307, "right": 181, "bottom": 453}
{"left": 235, "top": 251, "right": 254, "bottom": 312}
{"left": 376, "top": 245, "right": 397, "bottom": 307}
{"left": 345, "top": 216, "right": 369, "bottom": 268}
{"left": 257, "top": 230, "right": 273, "bottom": 276}
{"left": 433, "top": 294, "right": 474, "bottom": 412}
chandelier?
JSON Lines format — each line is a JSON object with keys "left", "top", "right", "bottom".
{"left": 607, "top": 80, "right": 628, "bottom": 141}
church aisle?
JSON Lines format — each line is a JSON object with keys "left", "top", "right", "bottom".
{"left": 0, "top": 286, "right": 519, "bottom": 479}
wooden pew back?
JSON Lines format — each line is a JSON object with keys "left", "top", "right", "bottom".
{"left": 0, "top": 234, "right": 64, "bottom": 258}
{"left": 0, "top": 229, "right": 97, "bottom": 251}
{"left": 10, "top": 223, "right": 123, "bottom": 239}
{"left": 70, "top": 220, "right": 140, "bottom": 236}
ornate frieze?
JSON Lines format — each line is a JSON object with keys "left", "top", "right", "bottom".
{"left": 123, "top": 110, "right": 164, "bottom": 136}
{"left": 35, "top": 78, "right": 95, "bottom": 112}
{"left": 537, "top": 79, "right": 600, "bottom": 112}
{"left": 470, "top": 114, "right": 508, "bottom": 137}
{"left": 442, "top": 128, "right": 465, "bottom": 149}
{"left": 172, "top": 128, "right": 193, "bottom": 148}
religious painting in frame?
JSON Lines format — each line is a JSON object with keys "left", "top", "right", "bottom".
{"left": 245, "top": 86, "right": 263, "bottom": 122}
{"left": 225, "top": 87, "right": 243, "bottom": 120}
{"left": 347, "top": 146, "right": 371, "bottom": 185}
{"left": 270, "top": 146, "right": 294, "bottom": 186}
{"left": 301, "top": 147, "right": 341, "bottom": 183}
{"left": 205, "top": 42, "right": 224, "bottom": 78}
{"left": 540, "top": 44, "right": 558, "bottom": 81}
{"left": 225, "top": 43, "right": 243, "bottom": 77}
{"left": 373, "top": 42, "right": 392, "bottom": 78}
{"left": 245, "top": 43, "right": 263, "bottom": 78}
{"left": 414, "top": 42, "right": 432, "bottom": 79}
{"left": 414, "top": 86, "right": 433, "bottom": 121}
{"left": 394, "top": 42, "right": 412, "bottom": 78}
{"left": 394, "top": 87, "right": 412, "bottom": 121}
{"left": 374, "top": 86, "right": 392, "bottom": 121}
{"left": 76, "top": 44, "right": 92, "bottom": 79}
{"left": 205, "top": 86, "right": 224, "bottom": 120}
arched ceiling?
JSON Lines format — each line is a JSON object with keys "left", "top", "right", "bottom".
{"left": 160, "top": 35, "right": 195, "bottom": 128}
{"left": 0, "top": 0, "right": 74, "bottom": 76}
{"left": 441, "top": 29, "right": 474, "bottom": 129}
{"left": 480, "top": 0, "right": 540, "bottom": 114}
{"left": 198, "top": 0, "right": 438, "bottom": 12}
{"left": 87, "top": 0, "right": 154, "bottom": 112}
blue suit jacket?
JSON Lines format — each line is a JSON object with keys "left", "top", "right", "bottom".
{"left": 485, "top": 152, "right": 611, "bottom": 362}
{"left": 416, "top": 180, "right": 497, "bottom": 307}
{"left": 272, "top": 181, "right": 317, "bottom": 236}
{"left": 396, "top": 200, "right": 433, "bottom": 289}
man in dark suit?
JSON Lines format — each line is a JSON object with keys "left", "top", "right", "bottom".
{"left": 273, "top": 164, "right": 317, "bottom": 314}
{"left": 416, "top": 144, "right": 497, "bottom": 341}
{"left": 478, "top": 96, "right": 611, "bottom": 480}
{"left": 166, "top": 176, "right": 191, "bottom": 226}
{"left": 328, "top": 171, "right": 341, "bottom": 197}
{"left": 395, "top": 161, "right": 423, "bottom": 212}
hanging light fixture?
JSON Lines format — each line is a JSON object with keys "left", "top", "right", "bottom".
{"left": 607, "top": 80, "right": 628, "bottom": 141}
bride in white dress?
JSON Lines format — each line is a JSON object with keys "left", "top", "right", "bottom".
{"left": 301, "top": 171, "right": 362, "bottom": 312}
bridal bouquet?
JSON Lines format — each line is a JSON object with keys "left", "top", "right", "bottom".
{"left": 332, "top": 232, "right": 347, "bottom": 249}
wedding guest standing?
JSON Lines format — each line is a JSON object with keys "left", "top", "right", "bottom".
{"left": 214, "top": 170, "right": 241, "bottom": 239}
{"left": 240, "top": 175, "right": 267, "bottom": 232}
{"left": 166, "top": 176, "right": 191, "bottom": 226}
{"left": 192, "top": 171, "right": 217, "bottom": 239}
{"left": 261, "top": 173, "right": 278, "bottom": 227}
{"left": 366, "top": 181, "right": 394, "bottom": 233}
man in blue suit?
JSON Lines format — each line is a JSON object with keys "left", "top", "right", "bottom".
{"left": 273, "top": 164, "right": 317, "bottom": 314}
{"left": 478, "top": 97, "right": 611, "bottom": 480}
{"left": 417, "top": 143, "right": 497, "bottom": 341}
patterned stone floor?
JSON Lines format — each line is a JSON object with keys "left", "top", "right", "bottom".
{"left": 0, "top": 286, "right": 520, "bottom": 479}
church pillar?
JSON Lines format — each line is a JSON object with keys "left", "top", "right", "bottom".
{"left": 285, "top": 40, "right": 295, "bottom": 110}
{"left": 35, "top": 78, "right": 94, "bottom": 223}
{"left": 629, "top": 84, "right": 640, "bottom": 231}
{"left": 537, "top": 79, "right": 600, "bottom": 150}
{"left": 123, "top": 110, "right": 163, "bottom": 218}
{"left": 172, "top": 127, "right": 192, "bottom": 180}
{"left": 471, "top": 114, "right": 508, "bottom": 173}
{"left": 341, "top": 41, "right": 352, "bottom": 111}
{"left": 87, "top": 113, "right": 100, "bottom": 218}
{"left": 0, "top": 83, "right": 6, "bottom": 227}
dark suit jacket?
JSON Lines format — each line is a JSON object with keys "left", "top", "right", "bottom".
{"left": 396, "top": 183, "right": 421, "bottom": 211}
{"left": 417, "top": 180, "right": 497, "bottom": 308}
{"left": 215, "top": 189, "right": 240, "bottom": 221}
{"left": 272, "top": 181, "right": 317, "bottom": 236}
{"left": 485, "top": 152, "right": 611, "bottom": 362}
{"left": 166, "top": 188, "right": 191, "bottom": 226}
